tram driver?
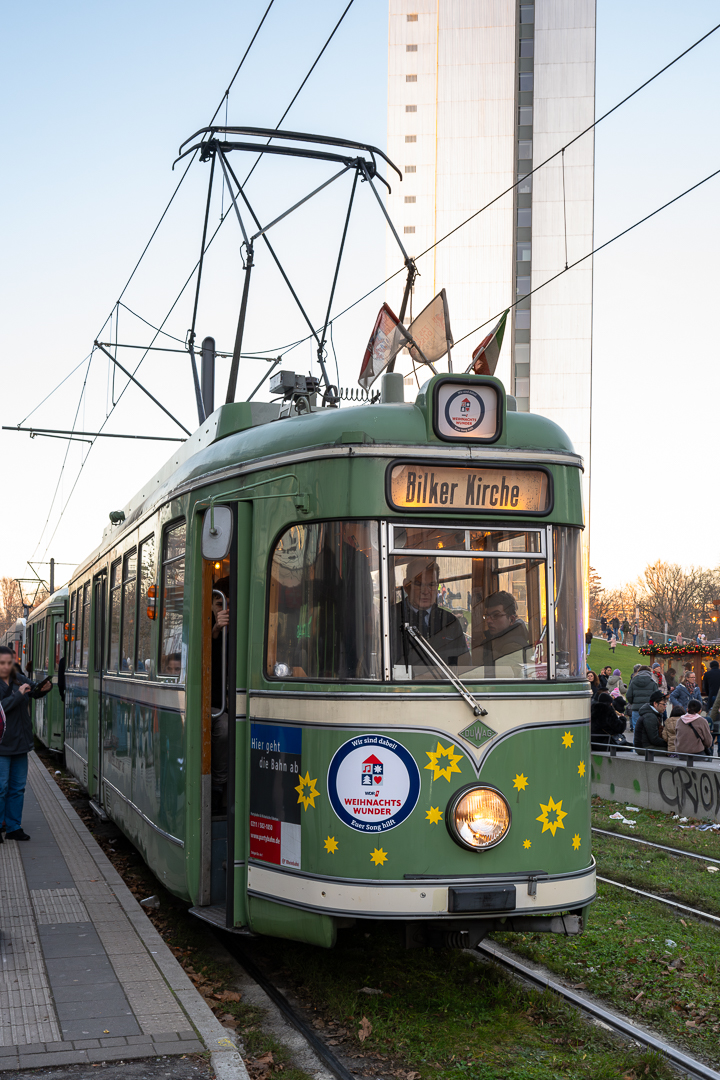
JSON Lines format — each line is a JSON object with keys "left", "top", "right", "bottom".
{"left": 477, "top": 590, "right": 530, "bottom": 672}
{"left": 393, "top": 557, "right": 469, "bottom": 673}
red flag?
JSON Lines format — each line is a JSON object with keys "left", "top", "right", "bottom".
{"left": 358, "top": 303, "right": 406, "bottom": 389}
{"left": 471, "top": 310, "right": 508, "bottom": 375}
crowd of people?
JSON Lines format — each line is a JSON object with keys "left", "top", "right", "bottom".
{"left": 589, "top": 656, "right": 720, "bottom": 758}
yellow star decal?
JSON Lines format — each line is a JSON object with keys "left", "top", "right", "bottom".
{"left": 523, "top": 839, "right": 531, "bottom": 849}
{"left": 426, "top": 806, "right": 443, "bottom": 824}
{"left": 578, "top": 760, "right": 586, "bottom": 777}
{"left": 561, "top": 731, "right": 574, "bottom": 748}
{"left": 425, "top": 742, "right": 463, "bottom": 782}
{"left": 295, "top": 771, "right": 319, "bottom": 810}
{"left": 324, "top": 836, "right": 338, "bottom": 854}
{"left": 572, "top": 834, "right": 581, "bottom": 851}
{"left": 536, "top": 796, "right": 567, "bottom": 837}
{"left": 513, "top": 773, "right": 529, "bottom": 792}
{"left": 370, "top": 847, "right": 388, "bottom": 866}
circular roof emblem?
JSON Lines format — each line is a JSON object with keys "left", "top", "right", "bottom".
{"left": 327, "top": 734, "right": 421, "bottom": 833}
{"left": 444, "top": 388, "right": 486, "bottom": 433}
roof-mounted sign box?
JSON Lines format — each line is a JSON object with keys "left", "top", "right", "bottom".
{"left": 430, "top": 375, "right": 504, "bottom": 444}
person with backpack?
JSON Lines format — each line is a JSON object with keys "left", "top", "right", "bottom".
{"left": 0, "top": 645, "right": 51, "bottom": 842}
{"left": 626, "top": 665, "right": 658, "bottom": 731}
{"left": 675, "top": 700, "right": 713, "bottom": 758}
{"left": 634, "top": 690, "right": 668, "bottom": 754}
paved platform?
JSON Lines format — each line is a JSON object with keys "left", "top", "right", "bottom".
{"left": 0, "top": 753, "right": 246, "bottom": 1077}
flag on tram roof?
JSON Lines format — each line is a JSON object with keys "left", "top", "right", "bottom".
{"left": 405, "top": 289, "right": 453, "bottom": 366}
{"left": 358, "top": 303, "right": 407, "bottom": 389}
{"left": 471, "top": 309, "right": 509, "bottom": 375}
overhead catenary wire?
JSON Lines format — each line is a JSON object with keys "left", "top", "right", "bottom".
{"left": 31, "top": 1, "right": 357, "bottom": 554}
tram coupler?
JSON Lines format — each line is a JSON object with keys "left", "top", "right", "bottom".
{"left": 405, "top": 913, "right": 583, "bottom": 950}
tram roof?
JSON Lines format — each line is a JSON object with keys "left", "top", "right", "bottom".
{"left": 26, "top": 587, "right": 69, "bottom": 624}
{"left": 73, "top": 378, "right": 581, "bottom": 579}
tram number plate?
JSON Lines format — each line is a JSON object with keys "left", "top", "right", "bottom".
{"left": 388, "top": 463, "right": 551, "bottom": 514}
{"left": 448, "top": 886, "right": 516, "bottom": 913}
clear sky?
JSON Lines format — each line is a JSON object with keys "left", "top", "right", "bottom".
{"left": 1, "top": 0, "right": 719, "bottom": 596}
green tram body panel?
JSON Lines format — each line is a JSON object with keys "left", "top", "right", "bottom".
{"left": 59, "top": 376, "right": 593, "bottom": 943}
{"left": 27, "top": 588, "right": 68, "bottom": 753}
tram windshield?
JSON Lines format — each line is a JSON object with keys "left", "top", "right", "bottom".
{"left": 266, "top": 521, "right": 584, "bottom": 682}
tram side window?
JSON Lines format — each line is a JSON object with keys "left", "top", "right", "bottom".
{"left": 36, "top": 620, "right": 45, "bottom": 673}
{"left": 553, "top": 526, "right": 584, "bottom": 679}
{"left": 81, "top": 584, "right": 91, "bottom": 670}
{"left": 44, "top": 616, "right": 51, "bottom": 669}
{"left": 267, "top": 521, "right": 382, "bottom": 681}
{"left": 159, "top": 521, "right": 186, "bottom": 678}
{"left": 136, "top": 535, "right": 156, "bottom": 676}
{"left": 55, "top": 620, "right": 63, "bottom": 669}
{"left": 121, "top": 551, "right": 137, "bottom": 672}
{"left": 69, "top": 592, "right": 77, "bottom": 668}
{"left": 109, "top": 560, "right": 121, "bottom": 670}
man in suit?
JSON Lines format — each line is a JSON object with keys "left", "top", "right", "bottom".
{"left": 393, "top": 557, "right": 469, "bottom": 672}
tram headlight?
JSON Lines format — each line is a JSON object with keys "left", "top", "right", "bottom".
{"left": 446, "top": 785, "right": 511, "bottom": 851}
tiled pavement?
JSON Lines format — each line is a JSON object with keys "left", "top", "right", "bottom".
{"left": 0, "top": 753, "right": 246, "bottom": 1077}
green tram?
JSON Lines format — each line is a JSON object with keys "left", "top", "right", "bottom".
{"left": 62, "top": 372, "right": 592, "bottom": 947}
{"left": 26, "top": 588, "right": 68, "bottom": 754}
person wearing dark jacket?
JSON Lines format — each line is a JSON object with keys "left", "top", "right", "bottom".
{"left": 669, "top": 673, "right": 702, "bottom": 713}
{"left": 702, "top": 660, "right": 720, "bottom": 710}
{"left": 0, "top": 645, "right": 51, "bottom": 842}
{"left": 634, "top": 690, "right": 668, "bottom": 754}
{"left": 626, "top": 666, "right": 658, "bottom": 731}
{"left": 591, "top": 692, "right": 626, "bottom": 751}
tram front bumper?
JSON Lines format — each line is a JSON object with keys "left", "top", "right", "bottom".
{"left": 246, "top": 859, "right": 596, "bottom": 923}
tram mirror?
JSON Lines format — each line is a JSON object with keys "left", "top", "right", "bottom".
{"left": 202, "top": 506, "right": 233, "bottom": 561}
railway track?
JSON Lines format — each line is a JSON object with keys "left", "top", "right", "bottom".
{"left": 476, "top": 940, "right": 720, "bottom": 1080}
{"left": 215, "top": 926, "right": 720, "bottom": 1080}
{"left": 593, "top": 825, "right": 720, "bottom": 924}
{"left": 592, "top": 827, "right": 720, "bottom": 866}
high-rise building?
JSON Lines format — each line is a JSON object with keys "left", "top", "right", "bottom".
{"left": 386, "top": 0, "right": 595, "bottom": 479}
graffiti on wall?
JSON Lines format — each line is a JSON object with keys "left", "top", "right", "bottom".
{"left": 657, "top": 766, "right": 720, "bottom": 817}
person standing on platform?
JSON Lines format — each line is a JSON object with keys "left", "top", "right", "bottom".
{"left": 0, "top": 645, "right": 51, "bottom": 842}
{"left": 701, "top": 659, "right": 720, "bottom": 713}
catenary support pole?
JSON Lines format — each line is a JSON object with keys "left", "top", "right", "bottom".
{"left": 201, "top": 337, "right": 216, "bottom": 416}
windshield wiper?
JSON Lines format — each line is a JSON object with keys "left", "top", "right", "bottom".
{"left": 404, "top": 623, "right": 488, "bottom": 717}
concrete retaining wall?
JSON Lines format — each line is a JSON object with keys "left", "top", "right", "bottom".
{"left": 591, "top": 752, "right": 720, "bottom": 822}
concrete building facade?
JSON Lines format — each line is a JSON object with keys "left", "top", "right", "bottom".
{"left": 386, "top": 0, "right": 595, "bottom": 478}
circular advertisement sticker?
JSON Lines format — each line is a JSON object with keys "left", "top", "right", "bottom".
{"left": 444, "top": 388, "right": 486, "bottom": 433}
{"left": 327, "top": 734, "right": 421, "bottom": 833}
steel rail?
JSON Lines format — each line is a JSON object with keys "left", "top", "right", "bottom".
{"left": 477, "top": 940, "right": 720, "bottom": 1080}
{"left": 596, "top": 875, "right": 720, "bottom": 925}
{"left": 593, "top": 827, "right": 720, "bottom": 865}
{"left": 217, "top": 940, "right": 356, "bottom": 1080}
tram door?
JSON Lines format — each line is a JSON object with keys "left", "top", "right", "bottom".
{"left": 198, "top": 503, "right": 245, "bottom": 922}
{"left": 93, "top": 572, "right": 107, "bottom": 809}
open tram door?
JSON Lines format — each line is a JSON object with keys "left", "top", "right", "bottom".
{"left": 195, "top": 501, "right": 249, "bottom": 929}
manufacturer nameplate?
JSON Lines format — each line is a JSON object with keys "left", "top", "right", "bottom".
{"left": 388, "top": 463, "right": 551, "bottom": 514}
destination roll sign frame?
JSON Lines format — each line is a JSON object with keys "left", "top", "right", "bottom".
{"left": 387, "top": 461, "right": 553, "bottom": 516}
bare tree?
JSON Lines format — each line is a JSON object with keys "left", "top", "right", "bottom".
{"left": 637, "top": 561, "right": 710, "bottom": 636}
{"left": 0, "top": 577, "right": 24, "bottom": 636}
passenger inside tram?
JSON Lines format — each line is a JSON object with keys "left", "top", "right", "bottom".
{"left": 477, "top": 590, "right": 530, "bottom": 668}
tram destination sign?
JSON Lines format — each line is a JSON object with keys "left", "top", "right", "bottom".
{"left": 388, "top": 462, "right": 552, "bottom": 515}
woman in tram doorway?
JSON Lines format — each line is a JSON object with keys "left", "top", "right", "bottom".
{"left": 0, "top": 645, "right": 51, "bottom": 842}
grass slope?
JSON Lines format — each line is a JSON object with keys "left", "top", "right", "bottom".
{"left": 586, "top": 637, "right": 642, "bottom": 683}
